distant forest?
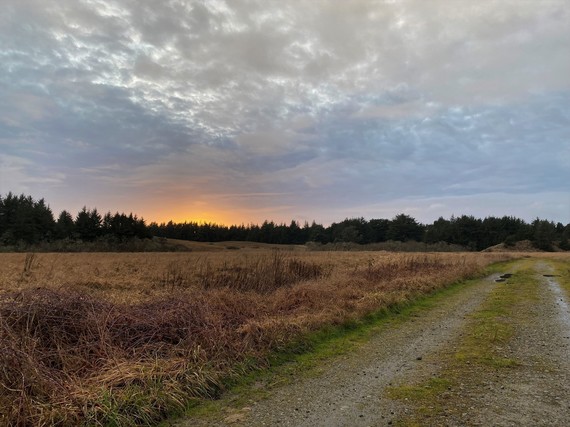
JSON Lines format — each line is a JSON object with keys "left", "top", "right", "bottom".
{"left": 1, "top": 192, "right": 569, "bottom": 251}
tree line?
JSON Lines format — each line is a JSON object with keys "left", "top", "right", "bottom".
{"left": 1, "top": 192, "right": 568, "bottom": 251}
{"left": 0, "top": 192, "right": 150, "bottom": 246}
{"left": 147, "top": 213, "right": 569, "bottom": 251}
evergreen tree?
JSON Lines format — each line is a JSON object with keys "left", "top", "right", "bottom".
{"left": 532, "top": 218, "right": 556, "bottom": 251}
{"left": 308, "top": 221, "right": 328, "bottom": 243}
{"left": 387, "top": 214, "right": 424, "bottom": 242}
{"left": 75, "top": 207, "right": 102, "bottom": 241}
{"left": 424, "top": 217, "right": 452, "bottom": 244}
{"left": 0, "top": 193, "right": 55, "bottom": 244}
{"left": 369, "top": 218, "right": 390, "bottom": 242}
{"left": 55, "top": 210, "right": 75, "bottom": 239}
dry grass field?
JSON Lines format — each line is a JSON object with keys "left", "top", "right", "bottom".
{"left": 0, "top": 250, "right": 516, "bottom": 426}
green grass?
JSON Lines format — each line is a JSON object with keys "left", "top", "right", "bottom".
{"left": 387, "top": 259, "right": 540, "bottom": 425}
{"left": 387, "top": 377, "right": 452, "bottom": 401}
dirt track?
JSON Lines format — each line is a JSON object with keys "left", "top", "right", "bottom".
{"left": 435, "top": 261, "right": 570, "bottom": 426}
{"left": 176, "top": 259, "right": 570, "bottom": 426}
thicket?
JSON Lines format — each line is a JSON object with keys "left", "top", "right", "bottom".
{"left": 1, "top": 192, "right": 569, "bottom": 251}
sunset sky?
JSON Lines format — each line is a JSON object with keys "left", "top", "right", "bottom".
{"left": 1, "top": 0, "right": 569, "bottom": 225}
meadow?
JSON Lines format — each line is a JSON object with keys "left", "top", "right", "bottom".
{"left": 0, "top": 249, "right": 514, "bottom": 426}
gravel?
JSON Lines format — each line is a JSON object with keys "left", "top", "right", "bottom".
{"left": 456, "top": 262, "right": 570, "bottom": 426}
{"left": 179, "top": 274, "right": 500, "bottom": 427}
{"left": 413, "top": 260, "right": 570, "bottom": 426}
{"left": 176, "top": 260, "right": 570, "bottom": 427}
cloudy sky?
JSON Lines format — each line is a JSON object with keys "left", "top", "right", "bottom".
{"left": 1, "top": 0, "right": 569, "bottom": 225}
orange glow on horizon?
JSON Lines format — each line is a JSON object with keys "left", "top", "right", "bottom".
{"left": 143, "top": 206, "right": 248, "bottom": 226}
{"left": 137, "top": 198, "right": 300, "bottom": 227}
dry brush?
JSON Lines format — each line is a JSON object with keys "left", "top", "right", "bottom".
{"left": 0, "top": 251, "right": 512, "bottom": 426}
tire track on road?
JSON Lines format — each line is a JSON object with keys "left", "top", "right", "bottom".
{"left": 395, "top": 259, "right": 570, "bottom": 426}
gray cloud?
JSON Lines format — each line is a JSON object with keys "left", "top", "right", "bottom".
{"left": 1, "top": 0, "right": 569, "bottom": 223}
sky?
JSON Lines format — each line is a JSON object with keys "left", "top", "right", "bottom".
{"left": 1, "top": 0, "right": 569, "bottom": 226}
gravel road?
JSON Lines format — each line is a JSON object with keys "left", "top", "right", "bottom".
{"left": 180, "top": 273, "right": 501, "bottom": 427}
{"left": 445, "top": 261, "right": 570, "bottom": 426}
{"left": 177, "top": 259, "right": 570, "bottom": 427}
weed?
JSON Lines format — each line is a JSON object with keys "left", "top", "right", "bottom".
{"left": 18, "top": 252, "right": 37, "bottom": 282}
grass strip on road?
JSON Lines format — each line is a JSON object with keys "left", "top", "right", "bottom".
{"left": 386, "top": 259, "right": 541, "bottom": 426}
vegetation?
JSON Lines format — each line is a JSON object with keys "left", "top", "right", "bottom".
{"left": 386, "top": 259, "right": 542, "bottom": 425}
{"left": 0, "top": 251, "right": 512, "bottom": 426}
{"left": 0, "top": 193, "right": 150, "bottom": 251}
{"left": 148, "top": 214, "right": 570, "bottom": 252}
{"left": 1, "top": 192, "right": 569, "bottom": 251}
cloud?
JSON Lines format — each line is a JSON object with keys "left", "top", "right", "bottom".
{"left": 1, "top": 0, "right": 569, "bottom": 223}
{"left": 351, "top": 100, "right": 436, "bottom": 120}
{"left": 0, "top": 153, "right": 66, "bottom": 196}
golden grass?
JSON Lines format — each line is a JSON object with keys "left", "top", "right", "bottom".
{"left": 0, "top": 250, "right": 518, "bottom": 426}
{"left": 164, "top": 238, "right": 307, "bottom": 252}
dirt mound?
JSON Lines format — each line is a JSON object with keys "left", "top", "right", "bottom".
{"left": 482, "top": 239, "right": 540, "bottom": 252}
